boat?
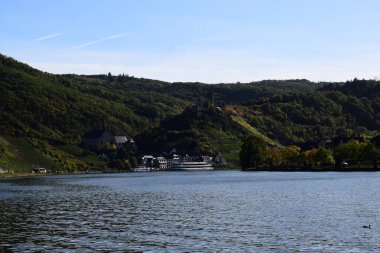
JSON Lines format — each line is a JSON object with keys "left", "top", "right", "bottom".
{"left": 169, "top": 154, "right": 213, "bottom": 171}
{"left": 133, "top": 166, "right": 151, "bottom": 172}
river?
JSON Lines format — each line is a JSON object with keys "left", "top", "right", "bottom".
{"left": 1, "top": 171, "right": 379, "bottom": 252}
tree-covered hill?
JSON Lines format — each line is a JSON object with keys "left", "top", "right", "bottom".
{"left": 0, "top": 53, "right": 325, "bottom": 144}
{"left": 238, "top": 81, "right": 380, "bottom": 145}
{"left": 1, "top": 53, "right": 379, "bottom": 172}
{"left": 135, "top": 107, "right": 278, "bottom": 165}
{"left": 0, "top": 55, "right": 188, "bottom": 143}
{"left": 319, "top": 78, "right": 380, "bottom": 99}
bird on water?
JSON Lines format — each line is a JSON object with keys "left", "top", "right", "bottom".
{"left": 362, "top": 225, "right": 371, "bottom": 229}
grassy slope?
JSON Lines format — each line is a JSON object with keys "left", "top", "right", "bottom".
{"left": 200, "top": 128, "right": 242, "bottom": 165}
{"left": 230, "top": 115, "right": 278, "bottom": 146}
{"left": 0, "top": 136, "right": 30, "bottom": 173}
{"left": 0, "top": 136, "right": 105, "bottom": 174}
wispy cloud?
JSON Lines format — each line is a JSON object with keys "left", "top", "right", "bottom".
{"left": 70, "top": 33, "right": 128, "bottom": 49}
{"left": 34, "top": 33, "right": 62, "bottom": 41}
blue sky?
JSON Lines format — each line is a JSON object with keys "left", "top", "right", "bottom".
{"left": 1, "top": 0, "right": 380, "bottom": 83}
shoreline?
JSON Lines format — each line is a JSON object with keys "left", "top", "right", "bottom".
{"left": 2, "top": 167, "right": 380, "bottom": 179}
{"left": 244, "top": 167, "right": 380, "bottom": 172}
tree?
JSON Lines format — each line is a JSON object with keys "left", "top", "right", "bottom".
{"left": 303, "top": 149, "right": 317, "bottom": 167}
{"left": 360, "top": 143, "right": 380, "bottom": 169}
{"left": 110, "top": 159, "right": 131, "bottom": 170}
{"left": 265, "top": 147, "right": 282, "bottom": 168}
{"left": 102, "top": 141, "right": 111, "bottom": 153}
{"left": 129, "top": 156, "right": 137, "bottom": 168}
{"left": 334, "top": 140, "right": 364, "bottom": 168}
{"left": 239, "top": 136, "right": 267, "bottom": 170}
{"left": 107, "top": 72, "right": 113, "bottom": 82}
{"left": 0, "top": 143, "right": 5, "bottom": 158}
{"left": 117, "top": 147, "right": 129, "bottom": 159}
{"left": 153, "top": 158, "right": 160, "bottom": 170}
{"left": 314, "top": 147, "right": 334, "bottom": 165}
{"left": 281, "top": 145, "right": 301, "bottom": 165}
{"left": 117, "top": 74, "right": 125, "bottom": 83}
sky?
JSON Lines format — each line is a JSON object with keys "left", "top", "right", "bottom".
{"left": 1, "top": 0, "right": 380, "bottom": 83}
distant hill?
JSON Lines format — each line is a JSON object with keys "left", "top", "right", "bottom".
{"left": 0, "top": 54, "right": 188, "bottom": 143}
{"left": 1, "top": 53, "right": 379, "bottom": 171}
{"left": 0, "top": 54, "right": 325, "bottom": 143}
{"left": 135, "top": 107, "right": 278, "bottom": 165}
{"left": 238, "top": 82, "right": 380, "bottom": 145}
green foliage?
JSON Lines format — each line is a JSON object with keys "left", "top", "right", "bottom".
{"left": 1, "top": 54, "right": 380, "bottom": 170}
{"left": 128, "top": 156, "right": 137, "bottom": 168}
{"left": 231, "top": 115, "right": 278, "bottom": 146}
{"left": 239, "top": 136, "right": 267, "bottom": 170}
{"left": 360, "top": 143, "right": 380, "bottom": 169}
{"left": 242, "top": 86, "right": 380, "bottom": 144}
{"left": 110, "top": 159, "right": 131, "bottom": 170}
{"left": 0, "top": 143, "right": 5, "bottom": 158}
{"left": 0, "top": 54, "right": 188, "bottom": 143}
{"left": 314, "top": 147, "right": 334, "bottom": 164}
{"left": 334, "top": 140, "right": 364, "bottom": 164}
{"left": 137, "top": 108, "right": 236, "bottom": 152}
{"left": 281, "top": 146, "right": 302, "bottom": 164}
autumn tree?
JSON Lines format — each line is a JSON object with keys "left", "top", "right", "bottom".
{"left": 303, "top": 149, "right": 317, "bottom": 168}
{"left": 281, "top": 145, "right": 301, "bottom": 166}
{"left": 265, "top": 147, "right": 282, "bottom": 168}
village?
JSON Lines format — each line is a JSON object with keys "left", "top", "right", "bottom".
{"left": 77, "top": 92, "right": 227, "bottom": 172}
{"left": 80, "top": 118, "right": 225, "bottom": 172}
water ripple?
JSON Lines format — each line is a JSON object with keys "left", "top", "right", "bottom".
{"left": 1, "top": 172, "right": 380, "bottom": 252}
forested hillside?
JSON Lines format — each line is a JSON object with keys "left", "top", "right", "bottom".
{"left": 237, "top": 81, "right": 380, "bottom": 145}
{"left": 0, "top": 54, "right": 324, "bottom": 143}
{"left": 1, "top": 53, "right": 379, "bottom": 172}
{"left": 0, "top": 55, "right": 187, "bottom": 143}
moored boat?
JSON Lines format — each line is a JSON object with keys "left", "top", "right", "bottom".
{"left": 169, "top": 154, "right": 213, "bottom": 171}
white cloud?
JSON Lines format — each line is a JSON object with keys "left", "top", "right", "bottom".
{"left": 70, "top": 33, "right": 128, "bottom": 49}
{"left": 33, "top": 33, "right": 62, "bottom": 41}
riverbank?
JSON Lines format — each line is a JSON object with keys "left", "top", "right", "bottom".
{"left": 244, "top": 166, "right": 380, "bottom": 172}
{"left": 0, "top": 169, "right": 122, "bottom": 179}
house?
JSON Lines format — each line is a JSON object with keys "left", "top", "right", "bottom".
{"left": 114, "top": 136, "right": 128, "bottom": 149}
{"left": 82, "top": 121, "right": 136, "bottom": 153}
{"left": 213, "top": 155, "right": 226, "bottom": 165}
{"left": 126, "top": 138, "right": 137, "bottom": 150}
{"left": 81, "top": 120, "right": 115, "bottom": 152}
{"left": 82, "top": 128, "right": 115, "bottom": 152}
{"left": 154, "top": 157, "right": 168, "bottom": 170}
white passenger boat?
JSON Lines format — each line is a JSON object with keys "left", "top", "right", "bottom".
{"left": 170, "top": 155, "right": 213, "bottom": 171}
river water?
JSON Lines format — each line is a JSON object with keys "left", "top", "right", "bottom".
{"left": 0, "top": 171, "right": 379, "bottom": 252}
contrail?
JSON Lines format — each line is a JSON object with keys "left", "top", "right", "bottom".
{"left": 70, "top": 33, "right": 128, "bottom": 49}
{"left": 34, "top": 33, "right": 62, "bottom": 41}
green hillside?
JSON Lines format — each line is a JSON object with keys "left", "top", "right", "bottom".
{"left": 0, "top": 55, "right": 188, "bottom": 142}
{"left": 230, "top": 115, "right": 278, "bottom": 147}
{"left": 135, "top": 107, "right": 278, "bottom": 165}
{"left": 1, "top": 53, "right": 380, "bottom": 172}
{"left": 240, "top": 86, "right": 380, "bottom": 145}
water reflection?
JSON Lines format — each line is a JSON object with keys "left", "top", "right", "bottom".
{"left": 1, "top": 172, "right": 380, "bottom": 252}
